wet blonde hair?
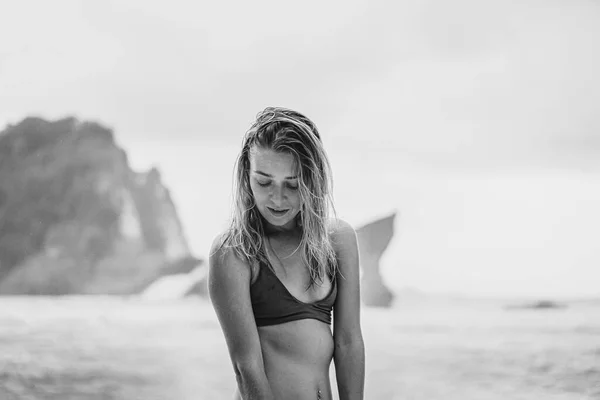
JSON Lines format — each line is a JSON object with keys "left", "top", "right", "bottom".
{"left": 221, "top": 107, "right": 338, "bottom": 289}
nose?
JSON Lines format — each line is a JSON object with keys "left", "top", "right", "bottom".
{"left": 270, "top": 185, "right": 285, "bottom": 206}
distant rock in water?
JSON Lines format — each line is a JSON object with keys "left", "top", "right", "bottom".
{"left": 504, "top": 300, "right": 568, "bottom": 310}
{"left": 356, "top": 212, "right": 396, "bottom": 308}
{"left": 0, "top": 116, "right": 201, "bottom": 295}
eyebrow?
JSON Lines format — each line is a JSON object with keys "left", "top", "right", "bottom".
{"left": 254, "top": 170, "right": 297, "bottom": 180}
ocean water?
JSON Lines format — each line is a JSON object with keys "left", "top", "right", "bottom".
{"left": 0, "top": 296, "right": 598, "bottom": 400}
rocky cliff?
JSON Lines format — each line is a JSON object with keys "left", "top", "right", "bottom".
{"left": 356, "top": 212, "right": 396, "bottom": 307}
{"left": 0, "top": 116, "right": 201, "bottom": 295}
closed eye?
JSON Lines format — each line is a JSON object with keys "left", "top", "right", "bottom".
{"left": 255, "top": 178, "right": 298, "bottom": 190}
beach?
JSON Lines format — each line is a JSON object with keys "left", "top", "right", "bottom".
{"left": 0, "top": 296, "right": 598, "bottom": 400}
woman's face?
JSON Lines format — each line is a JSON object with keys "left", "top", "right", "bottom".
{"left": 248, "top": 146, "right": 302, "bottom": 232}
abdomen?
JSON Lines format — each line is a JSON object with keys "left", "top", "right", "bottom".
{"left": 258, "top": 319, "right": 335, "bottom": 399}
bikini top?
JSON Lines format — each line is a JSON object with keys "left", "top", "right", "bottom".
{"left": 250, "top": 258, "right": 337, "bottom": 327}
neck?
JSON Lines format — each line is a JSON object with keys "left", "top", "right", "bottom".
{"left": 263, "top": 216, "right": 301, "bottom": 236}
{"left": 265, "top": 224, "right": 302, "bottom": 240}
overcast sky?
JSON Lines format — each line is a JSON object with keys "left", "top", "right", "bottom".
{"left": 1, "top": 0, "right": 599, "bottom": 298}
{"left": 2, "top": 0, "right": 599, "bottom": 163}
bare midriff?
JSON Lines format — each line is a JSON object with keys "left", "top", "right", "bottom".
{"left": 233, "top": 319, "right": 334, "bottom": 400}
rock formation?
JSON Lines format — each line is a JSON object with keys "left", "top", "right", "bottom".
{"left": 0, "top": 116, "right": 201, "bottom": 295}
{"left": 356, "top": 212, "right": 396, "bottom": 307}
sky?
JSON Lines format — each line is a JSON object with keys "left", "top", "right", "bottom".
{"left": 1, "top": 0, "right": 599, "bottom": 298}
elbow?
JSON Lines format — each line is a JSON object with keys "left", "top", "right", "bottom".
{"left": 233, "top": 357, "right": 262, "bottom": 377}
{"left": 334, "top": 336, "right": 365, "bottom": 356}
{"left": 232, "top": 358, "right": 273, "bottom": 399}
{"left": 232, "top": 357, "right": 267, "bottom": 385}
{"left": 335, "top": 331, "right": 364, "bottom": 349}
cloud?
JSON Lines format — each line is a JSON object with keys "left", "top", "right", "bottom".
{"left": 1, "top": 0, "right": 599, "bottom": 170}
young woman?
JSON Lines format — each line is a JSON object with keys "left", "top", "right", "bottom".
{"left": 208, "top": 107, "right": 365, "bottom": 400}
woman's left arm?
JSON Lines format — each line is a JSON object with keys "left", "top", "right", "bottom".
{"left": 332, "top": 219, "right": 365, "bottom": 400}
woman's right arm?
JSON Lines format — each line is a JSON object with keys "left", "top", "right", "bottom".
{"left": 208, "top": 236, "right": 274, "bottom": 400}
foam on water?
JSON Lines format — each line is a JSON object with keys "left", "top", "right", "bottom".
{"left": 1, "top": 296, "right": 599, "bottom": 400}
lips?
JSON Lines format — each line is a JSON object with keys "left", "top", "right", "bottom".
{"left": 267, "top": 207, "right": 289, "bottom": 217}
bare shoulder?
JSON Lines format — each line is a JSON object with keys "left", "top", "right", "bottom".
{"left": 208, "top": 232, "right": 250, "bottom": 280}
{"left": 329, "top": 217, "right": 355, "bottom": 235}
{"left": 209, "top": 231, "right": 232, "bottom": 260}
{"left": 328, "top": 218, "right": 358, "bottom": 255}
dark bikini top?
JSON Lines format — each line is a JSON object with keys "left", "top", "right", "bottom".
{"left": 250, "top": 258, "right": 337, "bottom": 327}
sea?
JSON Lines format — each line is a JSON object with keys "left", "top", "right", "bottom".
{"left": 0, "top": 296, "right": 598, "bottom": 400}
